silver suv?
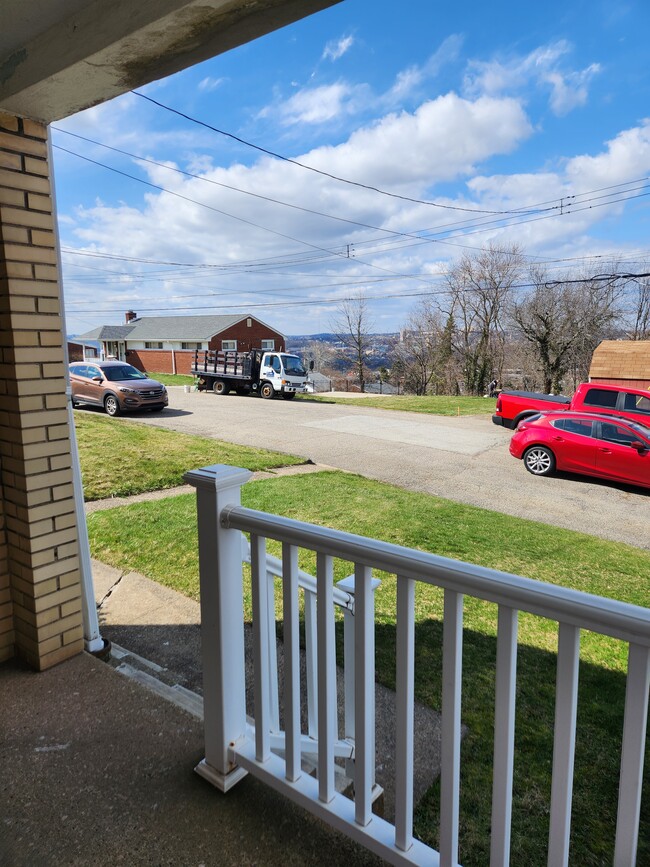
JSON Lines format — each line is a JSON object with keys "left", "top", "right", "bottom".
{"left": 69, "top": 361, "right": 168, "bottom": 416}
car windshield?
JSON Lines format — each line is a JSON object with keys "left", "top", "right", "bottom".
{"left": 102, "top": 365, "right": 147, "bottom": 382}
{"left": 281, "top": 355, "right": 306, "bottom": 376}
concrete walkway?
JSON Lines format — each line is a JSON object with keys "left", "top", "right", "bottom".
{"left": 84, "top": 461, "right": 330, "bottom": 513}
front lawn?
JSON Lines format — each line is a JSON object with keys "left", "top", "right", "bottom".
{"left": 87, "top": 470, "right": 650, "bottom": 865}
{"left": 72, "top": 411, "right": 304, "bottom": 500}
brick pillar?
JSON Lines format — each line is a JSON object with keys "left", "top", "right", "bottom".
{"left": 0, "top": 111, "right": 83, "bottom": 669}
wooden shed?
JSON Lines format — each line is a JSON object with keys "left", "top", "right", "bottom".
{"left": 589, "top": 340, "right": 650, "bottom": 389}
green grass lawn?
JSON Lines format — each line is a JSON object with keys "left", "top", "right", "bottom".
{"left": 73, "top": 411, "right": 304, "bottom": 500}
{"left": 87, "top": 470, "right": 650, "bottom": 865}
{"left": 297, "top": 393, "right": 496, "bottom": 415}
{"left": 144, "top": 371, "right": 195, "bottom": 386}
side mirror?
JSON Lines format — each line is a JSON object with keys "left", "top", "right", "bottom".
{"left": 630, "top": 440, "right": 648, "bottom": 452}
{"left": 92, "top": 376, "right": 103, "bottom": 383}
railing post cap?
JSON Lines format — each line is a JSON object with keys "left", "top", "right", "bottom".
{"left": 183, "top": 464, "right": 252, "bottom": 491}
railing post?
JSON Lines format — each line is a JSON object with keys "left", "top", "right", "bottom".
{"left": 184, "top": 463, "right": 252, "bottom": 792}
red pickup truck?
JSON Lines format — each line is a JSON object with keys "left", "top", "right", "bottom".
{"left": 492, "top": 382, "right": 650, "bottom": 430}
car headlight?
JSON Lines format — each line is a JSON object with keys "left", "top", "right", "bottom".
{"left": 119, "top": 387, "right": 135, "bottom": 394}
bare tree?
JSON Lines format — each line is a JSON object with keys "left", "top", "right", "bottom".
{"left": 510, "top": 268, "right": 581, "bottom": 393}
{"left": 331, "top": 293, "right": 373, "bottom": 392}
{"left": 565, "top": 273, "right": 624, "bottom": 387}
{"left": 392, "top": 299, "right": 443, "bottom": 394}
{"left": 511, "top": 268, "right": 624, "bottom": 393}
{"left": 446, "top": 244, "right": 525, "bottom": 394}
{"left": 625, "top": 276, "right": 650, "bottom": 339}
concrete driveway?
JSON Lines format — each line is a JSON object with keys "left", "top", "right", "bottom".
{"left": 118, "top": 388, "right": 649, "bottom": 550}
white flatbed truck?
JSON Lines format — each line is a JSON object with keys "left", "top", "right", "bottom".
{"left": 192, "top": 348, "right": 310, "bottom": 399}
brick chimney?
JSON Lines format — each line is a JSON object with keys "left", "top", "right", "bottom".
{"left": 125, "top": 310, "right": 137, "bottom": 323}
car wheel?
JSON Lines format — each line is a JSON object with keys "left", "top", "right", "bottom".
{"left": 213, "top": 380, "right": 230, "bottom": 395}
{"left": 104, "top": 395, "right": 121, "bottom": 417}
{"left": 523, "top": 445, "right": 556, "bottom": 476}
{"left": 282, "top": 392, "right": 296, "bottom": 400}
{"left": 260, "top": 382, "right": 274, "bottom": 399}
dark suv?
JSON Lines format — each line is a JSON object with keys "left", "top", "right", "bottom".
{"left": 69, "top": 361, "right": 168, "bottom": 416}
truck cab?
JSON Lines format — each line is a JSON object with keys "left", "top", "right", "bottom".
{"left": 259, "top": 352, "right": 308, "bottom": 399}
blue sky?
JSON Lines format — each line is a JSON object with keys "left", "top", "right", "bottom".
{"left": 52, "top": 0, "right": 650, "bottom": 337}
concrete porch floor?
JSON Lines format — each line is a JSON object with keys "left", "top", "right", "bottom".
{"left": 0, "top": 652, "right": 382, "bottom": 866}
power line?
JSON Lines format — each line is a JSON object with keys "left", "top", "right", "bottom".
{"left": 132, "top": 91, "right": 531, "bottom": 216}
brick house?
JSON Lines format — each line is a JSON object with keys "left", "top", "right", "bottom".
{"left": 589, "top": 340, "right": 650, "bottom": 390}
{"left": 76, "top": 311, "right": 286, "bottom": 375}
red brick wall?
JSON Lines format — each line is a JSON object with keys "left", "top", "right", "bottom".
{"left": 67, "top": 343, "right": 83, "bottom": 361}
{"left": 207, "top": 321, "right": 285, "bottom": 352}
{"left": 126, "top": 349, "right": 194, "bottom": 375}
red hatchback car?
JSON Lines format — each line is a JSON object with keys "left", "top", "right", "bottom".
{"left": 509, "top": 411, "right": 650, "bottom": 490}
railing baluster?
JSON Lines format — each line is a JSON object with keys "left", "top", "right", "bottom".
{"left": 354, "top": 563, "right": 375, "bottom": 826}
{"left": 317, "top": 552, "right": 336, "bottom": 803}
{"left": 304, "top": 587, "right": 318, "bottom": 739}
{"left": 614, "top": 642, "right": 650, "bottom": 867}
{"left": 491, "top": 605, "right": 518, "bottom": 867}
{"left": 343, "top": 603, "right": 355, "bottom": 779}
{"left": 282, "top": 542, "right": 301, "bottom": 783}
{"left": 440, "top": 589, "right": 463, "bottom": 867}
{"left": 547, "top": 623, "right": 580, "bottom": 867}
{"left": 267, "top": 570, "right": 280, "bottom": 732}
{"left": 251, "top": 532, "right": 270, "bottom": 763}
{"left": 395, "top": 574, "right": 415, "bottom": 852}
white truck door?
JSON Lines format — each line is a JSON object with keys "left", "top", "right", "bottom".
{"left": 260, "top": 353, "right": 282, "bottom": 390}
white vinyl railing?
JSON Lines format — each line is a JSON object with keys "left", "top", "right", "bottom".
{"left": 185, "top": 465, "right": 650, "bottom": 867}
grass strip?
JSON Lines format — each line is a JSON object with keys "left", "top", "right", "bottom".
{"left": 297, "top": 393, "right": 496, "bottom": 415}
{"left": 73, "top": 411, "right": 304, "bottom": 500}
{"left": 144, "top": 372, "right": 195, "bottom": 386}
{"left": 87, "top": 471, "right": 649, "bottom": 864}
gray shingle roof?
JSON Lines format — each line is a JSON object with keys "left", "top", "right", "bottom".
{"left": 76, "top": 314, "right": 273, "bottom": 342}
{"left": 126, "top": 314, "right": 246, "bottom": 340}
{"left": 75, "top": 325, "right": 135, "bottom": 340}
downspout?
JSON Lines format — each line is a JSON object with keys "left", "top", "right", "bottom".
{"left": 48, "top": 135, "right": 107, "bottom": 656}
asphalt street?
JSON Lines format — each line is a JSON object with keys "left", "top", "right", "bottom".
{"left": 109, "top": 387, "right": 649, "bottom": 550}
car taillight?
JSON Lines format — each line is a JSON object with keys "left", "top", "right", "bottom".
{"left": 496, "top": 397, "right": 501, "bottom": 411}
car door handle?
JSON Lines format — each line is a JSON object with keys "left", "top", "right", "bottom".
{"left": 552, "top": 436, "right": 564, "bottom": 441}
{"left": 598, "top": 447, "right": 613, "bottom": 454}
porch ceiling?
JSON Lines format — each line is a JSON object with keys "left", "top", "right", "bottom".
{"left": 0, "top": 0, "right": 342, "bottom": 123}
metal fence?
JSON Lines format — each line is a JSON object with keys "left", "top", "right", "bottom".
{"left": 185, "top": 464, "right": 649, "bottom": 867}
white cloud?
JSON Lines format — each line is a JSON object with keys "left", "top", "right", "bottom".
{"left": 383, "top": 35, "right": 464, "bottom": 104}
{"left": 545, "top": 65, "right": 601, "bottom": 116}
{"left": 309, "top": 93, "right": 533, "bottom": 190}
{"left": 464, "top": 41, "right": 601, "bottom": 116}
{"left": 198, "top": 76, "right": 225, "bottom": 92}
{"left": 322, "top": 35, "right": 354, "bottom": 62}
{"left": 264, "top": 82, "right": 365, "bottom": 126}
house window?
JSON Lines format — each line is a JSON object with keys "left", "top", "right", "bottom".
{"left": 247, "top": 318, "right": 252, "bottom": 327}
{"left": 182, "top": 342, "right": 202, "bottom": 350}
{"left": 260, "top": 339, "right": 275, "bottom": 350}
{"left": 222, "top": 340, "right": 237, "bottom": 351}
{"left": 145, "top": 342, "right": 163, "bottom": 349}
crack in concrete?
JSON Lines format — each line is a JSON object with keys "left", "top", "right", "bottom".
{"left": 97, "top": 571, "right": 126, "bottom": 609}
